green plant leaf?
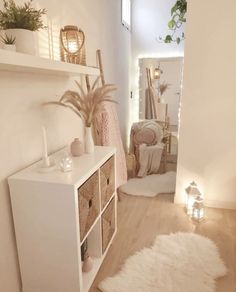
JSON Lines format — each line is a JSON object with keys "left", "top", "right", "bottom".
{"left": 168, "top": 19, "right": 176, "bottom": 29}
{"left": 171, "top": 4, "right": 177, "bottom": 15}
{"left": 160, "top": 0, "right": 187, "bottom": 45}
{"left": 0, "top": 0, "right": 46, "bottom": 31}
{"left": 176, "top": 37, "right": 181, "bottom": 44}
{"left": 1, "top": 33, "right": 15, "bottom": 44}
{"left": 164, "top": 35, "right": 173, "bottom": 43}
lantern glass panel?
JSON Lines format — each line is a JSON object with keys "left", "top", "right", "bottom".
{"left": 192, "top": 195, "right": 204, "bottom": 221}
{"left": 67, "top": 37, "right": 79, "bottom": 53}
{"left": 192, "top": 206, "right": 204, "bottom": 221}
{"left": 154, "top": 68, "right": 161, "bottom": 79}
{"left": 186, "top": 195, "right": 196, "bottom": 215}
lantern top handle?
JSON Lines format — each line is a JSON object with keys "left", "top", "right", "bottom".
{"left": 61, "top": 25, "right": 80, "bottom": 32}
{"left": 185, "top": 181, "right": 201, "bottom": 196}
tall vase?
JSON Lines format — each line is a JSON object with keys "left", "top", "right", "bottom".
{"left": 85, "top": 127, "right": 94, "bottom": 154}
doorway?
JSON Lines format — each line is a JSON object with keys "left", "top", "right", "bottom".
{"left": 139, "top": 57, "right": 183, "bottom": 131}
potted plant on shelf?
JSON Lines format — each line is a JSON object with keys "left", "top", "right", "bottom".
{"left": 1, "top": 33, "right": 16, "bottom": 51}
{"left": 45, "top": 77, "right": 117, "bottom": 154}
{"left": 0, "top": 0, "right": 46, "bottom": 55}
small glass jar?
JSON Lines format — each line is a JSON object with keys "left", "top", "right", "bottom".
{"left": 59, "top": 152, "right": 73, "bottom": 172}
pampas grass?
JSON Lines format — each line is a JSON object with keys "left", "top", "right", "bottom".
{"left": 45, "top": 77, "right": 117, "bottom": 127}
{"left": 159, "top": 81, "right": 170, "bottom": 96}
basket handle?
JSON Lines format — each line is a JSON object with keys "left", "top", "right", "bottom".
{"left": 60, "top": 28, "right": 85, "bottom": 54}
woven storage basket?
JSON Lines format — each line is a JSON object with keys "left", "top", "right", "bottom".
{"left": 102, "top": 198, "right": 115, "bottom": 253}
{"left": 78, "top": 171, "right": 99, "bottom": 242}
{"left": 100, "top": 156, "right": 115, "bottom": 209}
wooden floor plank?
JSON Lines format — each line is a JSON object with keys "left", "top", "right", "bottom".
{"left": 90, "top": 194, "right": 236, "bottom": 292}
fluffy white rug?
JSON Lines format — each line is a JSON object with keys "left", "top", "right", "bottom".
{"left": 120, "top": 171, "right": 176, "bottom": 197}
{"left": 98, "top": 233, "right": 227, "bottom": 292}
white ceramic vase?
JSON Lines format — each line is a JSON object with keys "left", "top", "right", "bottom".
{"left": 5, "top": 29, "right": 38, "bottom": 55}
{"left": 2, "top": 44, "right": 16, "bottom": 52}
{"left": 85, "top": 127, "right": 94, "bottom": 154}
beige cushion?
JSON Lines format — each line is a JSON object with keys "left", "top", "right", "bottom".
{"left": 132, "top": 120, "right": 163, "bottom": 147}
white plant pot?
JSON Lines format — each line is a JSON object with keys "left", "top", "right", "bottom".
{"left": 85, "top": 127, "right": 94, "bottom": 154}
{"left": 2, "top": 44, "right": 16, "bottom": 52}
{"left": 5, "top": 29, "right": 38, "bottom": 55}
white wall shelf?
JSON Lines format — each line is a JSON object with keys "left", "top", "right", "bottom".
{"left": 0, "top": 49, "right": 100, "bottom": 76}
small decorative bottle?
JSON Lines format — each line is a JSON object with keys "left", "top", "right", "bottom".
{"left": 70, "top": 138, "right": 84, "bottom": 157}
{"left": 82, "top": 253, "right": 93, "bottom": 273}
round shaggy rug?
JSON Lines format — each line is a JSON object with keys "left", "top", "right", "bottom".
{"left": 98, "top": 233, "right": 227, "bottom": 292}
{"left": 120, "top": 171, "right": 176, "bottom": 197}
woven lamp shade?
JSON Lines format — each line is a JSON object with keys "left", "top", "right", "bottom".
{"left": 60, "top": 25, "right": 86, "bottom": 65}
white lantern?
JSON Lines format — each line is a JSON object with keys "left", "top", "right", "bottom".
{"left": 192, "top": 195, "right": 204, "bottom": 221}
{"left": 185, "top": 181, "right": 201, "bottom": 215}
{"left": 153, "top": 66, "right": 163, "bottom": 79}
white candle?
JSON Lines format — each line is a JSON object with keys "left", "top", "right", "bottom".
{"left": 42, "top": 126, "right": 50, "bottom": 167}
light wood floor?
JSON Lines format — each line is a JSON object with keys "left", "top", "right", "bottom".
{"left": 90, "top": 194, "right": 236, "bottom": 292}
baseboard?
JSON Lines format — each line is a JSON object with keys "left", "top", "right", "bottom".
{"left": 204, "top": 199, "right": 236, "bottom": 210}
{"left": 174, "top": 200, "right": 236, "bottom": 210}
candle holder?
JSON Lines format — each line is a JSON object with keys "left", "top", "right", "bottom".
{"left": 38, "top": 126, "right": 56, "bottom": 173}
{"left": 38, "top": 159, "right": 56, "bottom": 173}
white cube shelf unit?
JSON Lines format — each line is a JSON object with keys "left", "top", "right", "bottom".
{"left": 8, "top": 146, "right": 117, "bottom": 292}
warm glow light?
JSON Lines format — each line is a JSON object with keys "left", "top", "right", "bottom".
{"left": 192, "top": 196, "right": 204, "bottom": 221}
{"left": 138, "top": 53, "right": 184, "bottom": 59}
{"left": 186, "top": 196, "right": 196, "bottom": 215}
{"left": 153, "top": 67, "right": 162, "bottom": 79}
{"left": 60, "top": 25, "right": 85, "bottom": 65}
{"left": 133, "top": 55, "right": 184, "bottom": 118}
{"left": 185, "top": 181, "right": 202, "bottom": 215}
{"left": 68, "top": 41, "right": 78, "bottom": 53}
{"left": 192, "top": 207, "right": 204, "bottom": 221}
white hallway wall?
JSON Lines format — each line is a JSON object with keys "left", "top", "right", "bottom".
{"left": 0, "top": 1, "right": 130, "bottom": 291}
{"left": 175, "top": 0, "right": 236, "bottom": 208}
{"left": 130, "top": 0, "right": 184, "bottom": 125}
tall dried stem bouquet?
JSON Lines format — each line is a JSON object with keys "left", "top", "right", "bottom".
{"left": 159, "top": 81, "right": 171, "bottom": 96}
{"left": 45, "top": 77, "right": 117, "bottom": 127}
